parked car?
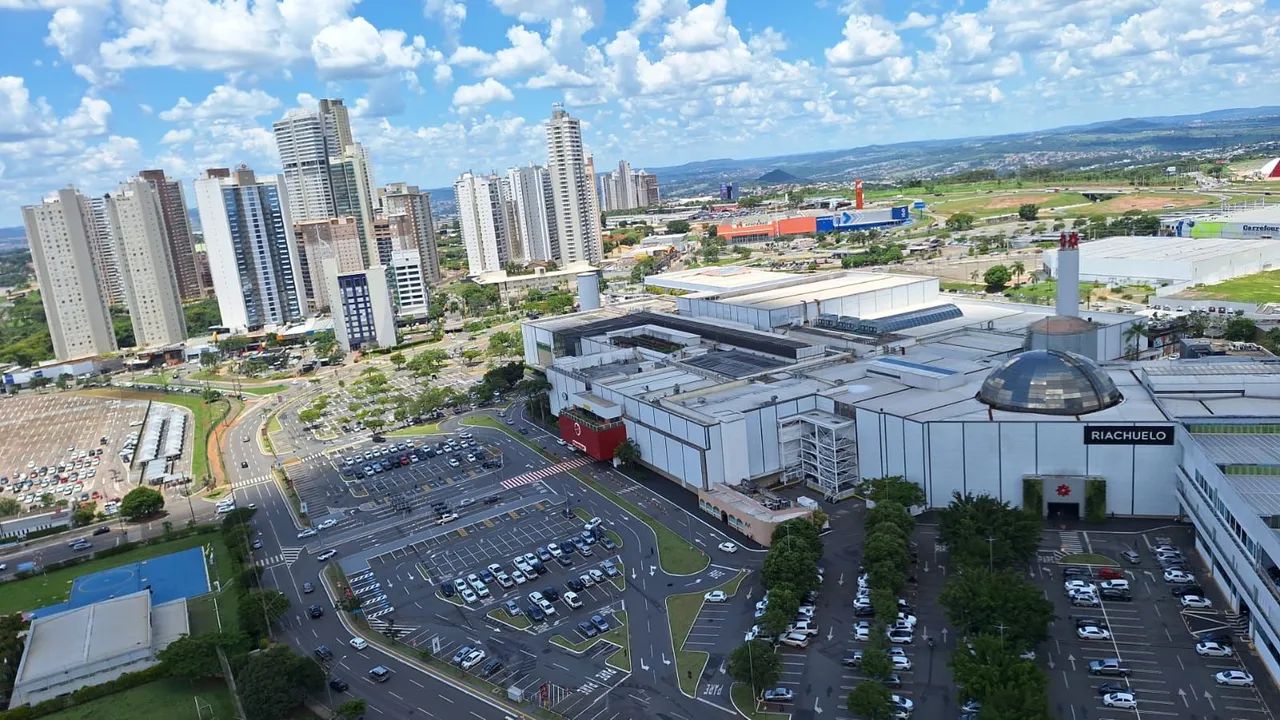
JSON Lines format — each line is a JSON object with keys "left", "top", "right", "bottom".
{"left": 1195, "top": 641, "right": 1232, "bottom": 657}
{"left": 761, "top": 688, "right": 794, "bottom": 703}
{"left": 1215, "top": 670, "right": 1254, "bottom": 687}
{"left": 1103, "top": 692, "right": 1137, "bottom": 709}
{"left": 1181, "top": 595, "right": 1213, "bottom": 609}
{"left": 704, "top": 591, "right": 728, "bottom": 603}
{"left": 1088, "top": 659, "right": 1131, "bottom": 676}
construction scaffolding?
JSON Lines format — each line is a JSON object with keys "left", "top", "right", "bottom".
{"left": 779, "top": 410, "right": 859, "bottom": 500}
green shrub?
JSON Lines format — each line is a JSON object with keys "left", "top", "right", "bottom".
{"left": 1022, "top": 478, "right": 1044, "bottom": 515}
{"left": 1084, "top": 479, "right": 1107, "bottom": 522}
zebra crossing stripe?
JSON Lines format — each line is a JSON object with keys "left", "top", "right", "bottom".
{"left": 499, "top": 457, "right": 592, "bottom": 490}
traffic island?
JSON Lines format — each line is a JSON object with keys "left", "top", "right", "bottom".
{"left": 730, "top": 682, "right": 790, "bottom": 720}
{"left": 549, "top": 609, "right": 630, "bottom": 672}
{"left": 487, "top": 607, "right": 531, "bottom": 630}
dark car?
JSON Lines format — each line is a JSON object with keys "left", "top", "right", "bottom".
{"left": 590, "top": 613, "right": 609, "bottom": 632}
{"left": 577, "top": 621, "right": 599, "bottom": 638}
{"left": 481, "top": 659, "right": 504, "bottom": 677}
{"left": 483, "top": 494, "right": 502, "bottom": 503}
{"left": 329, "top": 678, "right": 349, "bottom": 692}
{"left": 480, "top": 569, "right": 495, "bottom": 583}
{"left": 440, "top": 582, "right": 456, "bottom": 597}
{"left": 308, "top": 604, "right": 324, "bottom": 618}
{"left": 567, "top": 578, "right": 585, "bottom": 592}
{"left": 541, "top": 586, "right": 560, "bottom": 602}
{"left": 527, "top": 604, "right": 546, "bottom": 622}
{"left": 536, "top": 546, "right": 552, "bottom": 562}
{"left": 854, "top": 605, "right": 875, "bottom": 617}
{"left": 240, "top": 461, "right": 248, "bottom": 468}
{"left": 1100, "top": 589, "right": 1132, "bottom": 602}
{"left": 92, "top": 526, "right": 110, "bottom": 535}
{"left": 451, "top": 644, "right": 475, "bottom": 664}
{"left": 1096, "top": 682, "right": 1127, "bottom": 695}
{"left": 251, "top": 538, "right": 263, "bottom": 550}
{"left": 599, "top": 536, "right": 617, "bottom": 551}
{"left": 1198, "top": 631, "right": 1233, "bottom": 645}
{"left": 314, "top": 645, "right": 334, "bottom": 661}
{"left": 1075, "top": 618, "right": 1108, "bottom": 630}
{"left": 555, "top": 554, "right": 573, "bottom": 568}
{"left": 530, "top": 560, "right": 547, "bottom": 575}
{"left": 1172, "top": 585, "right": 1205, "bottom": 597}
{"left": 302, "top": 582, "right": 314, "bottom": 594}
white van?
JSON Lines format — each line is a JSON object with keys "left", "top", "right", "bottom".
{"left": 583, "top": 516, "right": 603, "bottom": 532}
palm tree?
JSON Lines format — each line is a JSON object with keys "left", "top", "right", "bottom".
{"left": 1122, "top": 322, "right": 1148, "bottom": 360}
{"left": 1010, "top": 260, "right": 1025, "bottom": 286}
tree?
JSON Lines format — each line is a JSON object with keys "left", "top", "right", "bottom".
{"left": 200, "top": 351, "right": 219, "bottom": 368}
{"left": 69, "top": 500, "right": 96, "bottom": 526}
{"left": 119, "top": 486, "right": 164, "bottom": 520}
{"left": 937, "top": 492, "right": 1041, "bottom": 570}
{"left": 771, "top": 518, "right": 821, "bottom": 554}
{"left": 983, "top": 265, "right": 1012, "bottom": 291}
{"left": 239, "top": 589, "right": 290, "bottom": 639}
{"left": 1009, "top": 260, "right": 1026, "bottom": 285}
{"left": 951, "top": 633, "right": 1047, "bottom": 713}
{"left": 846, "top": 681, "right": 894, "bottom": 719}
{"left": 157, "top": 634, "right": 221, "bottom": 681}
{"left": 1017, "top": 204, "right": 1039, "bottom": 221}
{"left": 759, "top": 584, "right": 800, "bottom": 636}
{"left": 727, "top": 640, "right": 781, "bottom": 690}
{"left": 1225, "top": 316, "right": 1258, "bottom": 342}
{"left": 237, "top": 645, "right": 324, "bottom": 720}
{"left": 707, "top": 224, "right": 718, "bottom": 237}
{"left": 939, "top": 568, "right": 1053, "bottom": 648}
{"left": 1122, "top": 321, "right": 1148, "bottom": 360}
{"left": 406, "top": 349, "right": 448, "bottom": 378}
{"left": 613, "top": 439, "right": 641, "bottom": 466}
{"left": 388, "top": 352, "right": 406, "bottom": 369}
{"left": 867, "top": 477, "right": 924, "bottom": 508}
{"left": 488, "top": 330, "right": 521, "bottom": 357}
{"left": 336, "top": 699, "right": 368, "bottom": 719}
{"left": 0, "top": 497, "right": 20, "bottom": 518}
{"left": 297, "top": 407, "right": 322, "bottom": 427}
{"left": 858, "top": 630, "right": 894, "bottom": 680}
{"left": 946, "top": 213, "right": 976, "bottom": 231}
{"left": 762, "top": 547, "right": 818, "bottom": 595}
{"left": 667, "top": 219, "right": 691, "bottom": 234}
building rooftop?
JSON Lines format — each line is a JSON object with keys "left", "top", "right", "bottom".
{"left": 474, "top": 261, "right": 596, "bottom": 285}
{"left": 1188, "top": 430, "right": 1280, "bottom": 466}
{"left": 16, "top": 591, "right": 152, "bottom": 686}
{"left": 720, "top": 272, "right": 930, "bottom": 310}
{"left": 643, "top": 265, "right": 799, "bottom": 293}
{"left": 1050, "top": 235, "right": 1280, "bottom": 263}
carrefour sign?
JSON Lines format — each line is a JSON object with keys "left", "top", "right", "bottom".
{"left": 1084, "top": 425, "right": 1175, "bottom": 445}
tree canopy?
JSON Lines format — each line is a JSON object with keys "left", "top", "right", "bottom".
{"left": 727, "top": 640, "right": 781, "bottom": 690}
{"left": 1017, "top": 204, "right": 1039, "bottom": 221}
{"left": 846, "top": 681, "right": 893, "bottom": 719}
{"left": 937, "top": 492, "right": 1040, "bottom": 570}
{"left": 950, "top": 633, "right": 1049, "bottom": 718}
{"left": 119, "top": 486, "right": 164, "bottom": 521}
{"left": 939, "top": 568, "right": 1053, "bottom": 648}
{"left": 983, "top": 264, "right": 1012, "bottom": 291}
{"left": 237, "top": 645, "right": 324, "bottom": 720}
{"left": 945, "top": 213, "right": 977, "bottom": 231}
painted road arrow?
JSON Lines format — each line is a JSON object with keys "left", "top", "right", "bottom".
{"left": 1068, "top": 654, "right": 1076, "bottom": 671}
{"left": 1203, "top": 691, "right": 1215, "bottom": 711}
{"left": 662, "top": 653, "right": 672, "bottom": 666}
{"left": 640, "top": 658, "right": 650, "bottom": 671}
{"left": 814, "top": 697, "right": 823, "bottom": 715}
{"left": 1178, "top": 688, "right": 1188, "bottom": 707}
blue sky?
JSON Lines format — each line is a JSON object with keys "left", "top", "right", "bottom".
{"left": 1, "top": 0, "right": 1278, "bottom": 225}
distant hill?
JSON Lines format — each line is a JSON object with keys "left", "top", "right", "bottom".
{"left": 646, "top": 105, "right": 1280, "bottom": 196}
{"left": 0, "top": 226, "right": 27, "bottom": 252}
{"left": 757, "top": 169, "right": 805, "bottom": 184}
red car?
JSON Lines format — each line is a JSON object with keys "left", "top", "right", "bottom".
{"left": 1098, "top": 567, "right": 1124, "bottom": 580}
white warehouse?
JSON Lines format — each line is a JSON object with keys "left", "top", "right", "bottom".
{"left": 1043, "top": 235, "right": 1280, "bottom": 287}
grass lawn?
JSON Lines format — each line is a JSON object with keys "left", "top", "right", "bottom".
{"left": 463, "top": 416, "right": 709, "bottom": 575}
{"left": 730, "top": 682, "right": 790, "bottom": 720}
{"left": 232, "top": 383, "right": 287, "bottom": 396}
{"left": 1060, "top": 552, "right": 1118, "bottom": 566}
{"left": 388, "top": 422, "right": 443, "bottom": 437}
{"left": 668, "top": 570, "right": 748, "bottom": 696}
{"left": 487, "top": 607, "right": 531, "bottom": 630}
{"left": 1059, "top": 192, "right": 1216, "bottom": 217}
{"left": 940, "top": 281, "right": 986, "bottom": 293}
{"left": 931, "top": 191, "right": 1090, "bottom": 218}
{"left": 80, "top": 388, "right": 232, "bottom": 482}
{"left": 0, "top": 532, "right": 233, "bottom": 617}
{"left": 42, "top": 678, "right": 237, "bottom": 720}
{"left": 1183, "top": 268, "right": 1280, "bottom": 303}
{"left": 1002, "top": 280, "right": 1095, "bottom": 306}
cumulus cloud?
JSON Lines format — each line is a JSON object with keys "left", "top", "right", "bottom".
{"left": 159, "top": 85, "right": 281, "bottom": 122}
{"left": 452, "top": 78, "right": 515, "bottom": 111}
{"left": 423, "top": 0, "right": 466, "bottom": 51}
{"left": 826, "top": 13, "right": 904, "bottom": 68}
{"left": 311, "top": 17, "right": 427, "bottom": 78}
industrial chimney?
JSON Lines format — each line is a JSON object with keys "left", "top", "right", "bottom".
{"left": 855, "top": 179, "right": 864, "bottom": 210}
{"left": 577, "top": 271, "right": 601, "bottom": 311}
{"left": 1054, "top": 231, "right": 1081, "bottom": 317}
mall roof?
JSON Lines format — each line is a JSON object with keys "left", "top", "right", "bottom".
{"left": 719, "top": 272, "right": 929, "bottom": 310}
{"left": 1198, "top": 205, "right": 1280, "bottom": 224}
{"left": 1054, "top": 235, "right": 1279, "bottom": 262}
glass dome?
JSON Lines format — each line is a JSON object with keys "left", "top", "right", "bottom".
{"left": 977, "top": 349, "right": 1122, "bottom": 415}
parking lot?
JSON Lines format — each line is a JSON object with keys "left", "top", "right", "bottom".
{"left": 327, "top": 433, "right": 504, "bottom": 498}
{"left": 0, "top": 393, "right": 146, "bottom": 514}
{"left": 1040, "top": 526, "right": 1277, "bottom": 720}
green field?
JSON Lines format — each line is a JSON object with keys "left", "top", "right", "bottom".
{"left": 1182, "top": 269, "right": 1280, "bottom": 303}
{"left": 1002, "top": 280, "right": 1095, "bottom": 306}
{"left": 730, "top": 682, "right": 791, "bottom": 720}
{"left": 930, "top": 191, "right": 1090, "bottom": 218}
{"left": 387, "top": 422, "right": 442, "bottom": 436}
{"left": 487, "top": 607, "right": 531, "bottom": 630}
{"left": 669, "top": 570, "right": 748, "bottom": 696}
{"left": 41, "top": 679, "right": 237, "bottom": 720}
{"left": 0, "top": 532, "right": 233, "bottom": 619}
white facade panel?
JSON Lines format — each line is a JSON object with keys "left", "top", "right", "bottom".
{"left": 928, "top": 423, "right": 965, "bottom": 504}
{"left": 963, "top": 423, "right": 1002, "bottom": 501}
{"left": 999, "top": 424, "right": 1038, "bottom": 506}
{"left": 1035, "top": 423, "right": 1089, "bottom": 476}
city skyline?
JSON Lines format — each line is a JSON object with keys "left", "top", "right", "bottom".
{"left": 3, "top": 0, "right": 1278, "bottom": 225}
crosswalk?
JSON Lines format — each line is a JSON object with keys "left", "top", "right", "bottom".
{"left": 367, "top": 617, "right": 419, "bottom": 639}
{"left": 233, "top": 474, "right": 273, "bottom": 489}
{"left": 499, "top": 457, "right": 593, "bottom": 490}
{"left": 1059, "top": 531, "right": 1085, "bottom": 554}
{"left": 256, "top": 547, "right": 302, "bottom": 567}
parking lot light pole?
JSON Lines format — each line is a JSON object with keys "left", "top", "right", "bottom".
{"left": 986, "top": 536, "right": 995, "bottom": 571}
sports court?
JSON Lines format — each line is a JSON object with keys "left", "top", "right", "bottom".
{"left": 31, "top": 546, "right": 211, "bottom": 618}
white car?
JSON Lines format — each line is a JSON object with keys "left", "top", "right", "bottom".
{"left": 1181, "top": 595, "right": 1213, "bottom": 609}
{"left": 854, "top": 622, "right": 871, "bottom": 641}
{"left": 1064, "top": 580, "right": 1097, "bottom": 594}
{"left": 1103, "top": 692, "right": 1137, "bottom": 709}
{"left": 1077, "top": 625, "right": 1111, "bottom": 641}
{"left": 1099, "top": 579, "right": 1129, "bottom": 591}
{"left": 778, "top": 632, "right": 809, "bottom": 649}
{"left": 349, "top": 637, "right": 368, "bottom": 650}
{"left": 718, "top": 542, "right": 739, "bottom": 553}
{"left": 704, "top": 590, "right": 728, "bottom": 603}
{"left": 297, "top": 528, "right": 318, "bottom": 539}
{"left": 1215, "top": 670, "right": 1254, "bottom": 686}
{"left": 1195, "top": 641, "right": 1232, "bottom": 657}
{"left": 1164, "top": 569, "right": 1195, "bottom": 583}
{"left": 890, "top": 654, "right": 912, "bottom": 671}
{"left": 511, "top": 569, "right": 529, "bottom": 584}
{"left": 460, "top": 587, "right": 478, "bottom": 604}
{"left": 461, "top": 649, "right": 486, "bottom": 670}
{"left": 316, "top": 518, "right": 338, "bottom": 530}
{"left": 891, "top": 695, "right": 914, "bottom": 713}
{"left": 316, "top": 549, "right": 337, "bottom": 562}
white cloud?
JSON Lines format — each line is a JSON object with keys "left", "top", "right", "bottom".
{"left": 526, "top": 64, "right": 595, "bottom": 89}
{"left": 452, "top": 78, "right": 515, "bottom": 111}
{"left": 422, "top": 0, "right": 466, "bottom": 51}
{"left": 449, "top": 46, "right": 493, "bottom": 65}
{"left": 826, "top": 14, "right": 903, "bottom": 68}
{"left": 898, "top": 11, "right": 936, "bottom": 30}
{"left": 484, "top": 26, "right": 554, "bottom": 77}
{"left": 660, "top": 0, "right": 733, "bottom": 53}
{"left": 748, "top": 27, "right": 788, "bottom": 55}
{"left": 311, "top": 17, "right": 427, "bottom": 78}
{"left": 159, "top": 85, "right": 282, "bottom": 122}
{"left": 0, "top": 76, "right": 54, "bottom": 141}
{"left": 632, "top": 0, "right": 688, "bottom": 32}
{"left": 433, "top": 64, "right": 454, "bottom": 84}
{"left": 160, "top": 128, "right": 192, "bottom": 145}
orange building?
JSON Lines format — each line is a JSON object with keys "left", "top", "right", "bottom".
{"left": 717, "top": 215, "right": 817, "bottom": 242}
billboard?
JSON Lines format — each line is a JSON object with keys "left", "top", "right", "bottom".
{"left": 1083, "top": 425, "right": 1175, "bottom": 445}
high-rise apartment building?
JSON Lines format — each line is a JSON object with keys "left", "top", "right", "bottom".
{"left": 545, "top": 105, "right": 602, "bottom": 265}
{"left": 323, "top": 259, "right": 396, "bottom": 353}
{"left": 21, "top": 188, "right": 118, "bottom": 360}
{"left": 506, "top": 165, "right": 555, "bottom": 262}
{"left": 105, "top": 179, "right": 188, "bottom": 347}
{"left": 273, "top": 110, "right": 336, "bottom": 223}
{"left": 194, "top": 167, "right": 307, "bottom": 331}
{"left": 390, "top": 248, "right": 429, "bottom": 319}
{"left": 84, "top": 195, "right": 126, "bottom": 306}
{"left": 318, "top": 98, "right": 353, "bottom": 152}
{"left": 138, "top": 169, "right": 204, "bottom": 301}
{"left": 599, "top": 160, "right": 660, "bottom": 212}
{"left": 381, "top": 183, "right": 441, "bottom": 283}
{"left": 455, "top": 171, "right": 513, "bottom": 275}
{"left": 329, "top": 145, "right": 377, "bottom": 265}
{"left": 295, "top": 217, "right": 363, "bottom": 313}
